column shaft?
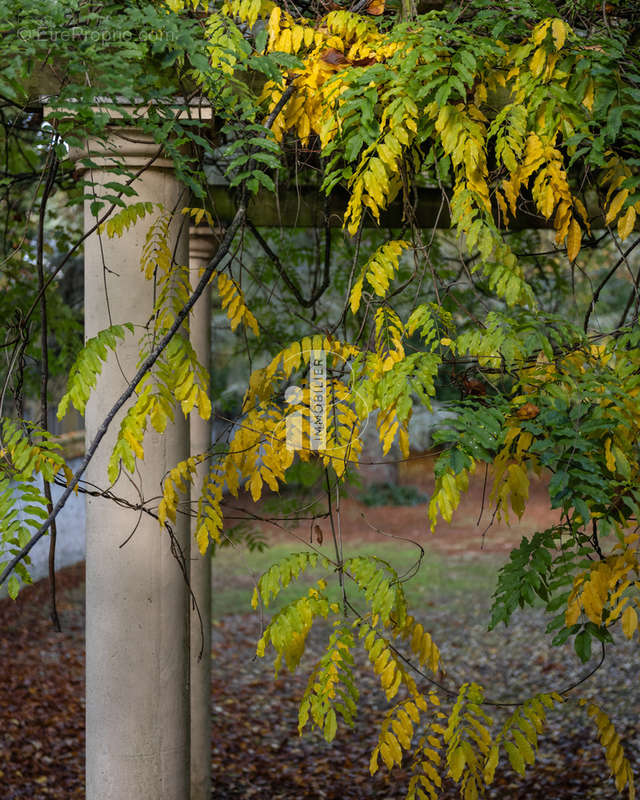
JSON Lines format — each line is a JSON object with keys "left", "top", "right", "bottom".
{"left": 188, "top": 227, "right": 214, "bottom": 800}
{"left": 82, "top": 129, "right": 190, "bottom": 800}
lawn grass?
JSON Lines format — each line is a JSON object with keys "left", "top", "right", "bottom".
{"left": 210, "top": 539, "right": 502, "bottom": 621}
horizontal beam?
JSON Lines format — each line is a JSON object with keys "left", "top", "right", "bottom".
{"left": 209, "top": 185, "right": 612, "bottom": 231}
{"left": 29, "top": 92, "right": 624, "bottom": 233}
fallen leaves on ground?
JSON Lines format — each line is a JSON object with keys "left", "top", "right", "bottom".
{"left": 1, "top": 561, "right": 638, "bottom": 799}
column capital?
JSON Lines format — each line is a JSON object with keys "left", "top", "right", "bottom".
{"left": 189, "top": 226, "right": 223, "bottom": 269}
{"left": 43, "top": 99, "right": 213, "bottom": 173}
{"left": 72, "top": 128, "right": 177, "bottom": 172}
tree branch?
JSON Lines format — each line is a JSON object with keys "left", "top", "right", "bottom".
{"left": 0, "top": 206, "right": 245, "bottom": 588}
{"left": 583, "top": 237, "right": 640, "bottom": 332}
{"left": 247, "top": 219, "right": 331, "bottom": 307}
{"left": 0, "top": 82, "right": 298, "bottom": 588}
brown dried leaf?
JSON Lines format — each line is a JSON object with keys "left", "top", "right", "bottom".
{"left": 367, "top": 0, "right": 385, "bottom": 14}
{"left": 352, "top": 56, "right": 377, "bottom": 67}
{"left": 516, "top": 402, "right": 540, "bottom": 420}
{"left": 321, "top": 47, "right": 350, "bottom": 65}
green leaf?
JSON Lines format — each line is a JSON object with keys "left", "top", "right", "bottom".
{"left": 7, "top": 573, "right": 20, "bottom": 600}
{"left": 574, "top": 629, "right": 592, "bottom": 663}
{"left": 504, "top": 741, "right": 525, "bottom": 776}
{"left": 324, "top": 707, "right": 338, "bottom": 742}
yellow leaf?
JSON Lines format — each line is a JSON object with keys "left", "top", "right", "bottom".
{"left": 181, "top": 384, "right": 199, "bottom": 416}
{"left": 448, "top": 745, "right": 466, "bottom": 781}
{"left": 158, "top": 499, "right": 168, "bottom": 526}
{"left": 197, "top": 523, "right": 210, "bottom": 555}
{"left": 582, "top": 79, "right": 595, "bottom": 111}
{"left": 369, "top": 747, "right": 380, "bottom": 775}
{"left": 566, "top": 218, "right": 581, "bottom": 261}
{"left": 398, "top": 425, "right": 409, "bottom": 459}
{"left": 278, "top": 27, "right": 292, "bottom": 53}
{"left": 291, "top": 25, "right": 304, "bottom": 52}
{"left": 374, "top": 648, "right": 391, "bottom": 675}
{"left": 532, "top": 19, "right": 551, "bottom": 46}
{"left": 542, "top": 183, "right": 555, "bottom": 218}
{"left": 621, "top": 605, "right": 638, "bottom": 639}
{"left": 382, "top": 420, "right": 397, "bottom": 454}
{"left": 350, "top": 276, "right": 364, "bottom": 314}
{"left": 248, "top": 470, "right": 262, "bottom": 501}
{"left": 530, "top": 47, "right": 546, "bottom": 78}
{"left": 551, "top": 19, "right": 566, "bottom": 50}
{"left": 197, "top": 388, "right": 212, "bottom": 421}
{"left": 386, "top": 668, "right": 402, "bottom": 700}
{"left": 516, "top": 431, "right": 533, "bottom": 457}
{"left": 123, "top": 429, "right": 144, "bottom": 460}
{"left": 606, "top": 189, "right": 629, "bottom": 225}
{"left": 246, "top": 309, "right": 260, "bottom": 336}
{"left": 566, "top": 595, "right": 581, "bottom": 626}
{"left": 581, "top": 581, "right": 604, "bottom": 625}
{"left": 484, "top": 745, "right": 499, "bottom": 784}
{"left": 464, "top": 778, "right": 479, "bottom": 800}
{"left": 512, "top": 730, "right": 535, "bottom": 765}
{"left": 604, "top": 437, "right": 616, "bottom": 472}
{"left": 618, "top": 206, "right": 636, "bottom": 240}
{"left": 150, "top": 401, "right": 167, "bottom": 433}
{"left": 380, "top": 740, "right": 396, "bottom": 770}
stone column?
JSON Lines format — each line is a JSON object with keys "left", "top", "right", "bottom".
{"left": 188, "top": 226, "right": 215, "bottom": 800}
{"left": 80, "top": 129, "right": 190, "bottom": 800}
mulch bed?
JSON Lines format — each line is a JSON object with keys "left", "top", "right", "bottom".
{"left": 1, "top": 555, "right": 638, "bottom": 799}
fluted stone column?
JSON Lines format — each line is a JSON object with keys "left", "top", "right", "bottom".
{"left": 188, "top": 226, "right": 216, "bottom": 800}
{"left": 80, "top": 129, "right": 190, "bottom": 800}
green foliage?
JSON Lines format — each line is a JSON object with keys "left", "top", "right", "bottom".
{"left": 252, "top": 551, "right": 331, "bottom": 609}
{"left": 0, "top": 419, "right": 73, "bottom": 597}
{"left": 0, "top": 475, "right": 41, "bottom": 598}
{"left": 57, "top": 324, "right": 134, "bottom": 420}
{"left": 350, "top": 239, "right": 410, "bottom": 313}
{"left": 256, "top": 579, "right": 337, "bottom": 673}
{"left": 1, "top": 0, "right": 639, "bottom": 796}
{"left": 345, "top": 555, "right": 406, "bottom": 624}
{"left": 101, "top": 202, "right": 155, "bottom": 238}
{"left": 444, "top": 683, "right": 492, "bottom": 800}
{"left": 486, "top": 693, "right": 561, "bottom": 783}
{"left": 358, "top": 482, "right": 427, "bottom": 507}
{"left": 298, "top": 622, "right": 359, "bottom": 741}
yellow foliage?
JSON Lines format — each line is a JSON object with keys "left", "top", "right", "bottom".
{"left": 217, "top": 272, "right": 260, "bottom": 336}
{"left": 582, "top": 701, "right": 636, "bottom": 798}
{"left": 428, "top": 464, "right": 475, "bottom": 531}
{"left": 566, "top": 536, "right": 640, "bottom": 637}
{"left": 350, "top": 240, "right": 410, "bottom": 313}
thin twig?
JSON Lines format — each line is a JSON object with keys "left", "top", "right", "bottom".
{"left": 583, "top": 237, "right": 640, "bottom": 332}
{"left": 325, "top": 467, "right": 347, "bottom": 616}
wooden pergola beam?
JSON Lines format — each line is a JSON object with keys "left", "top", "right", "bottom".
{"left": 209, "top": 185, "right": 611, "bottom": 231}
